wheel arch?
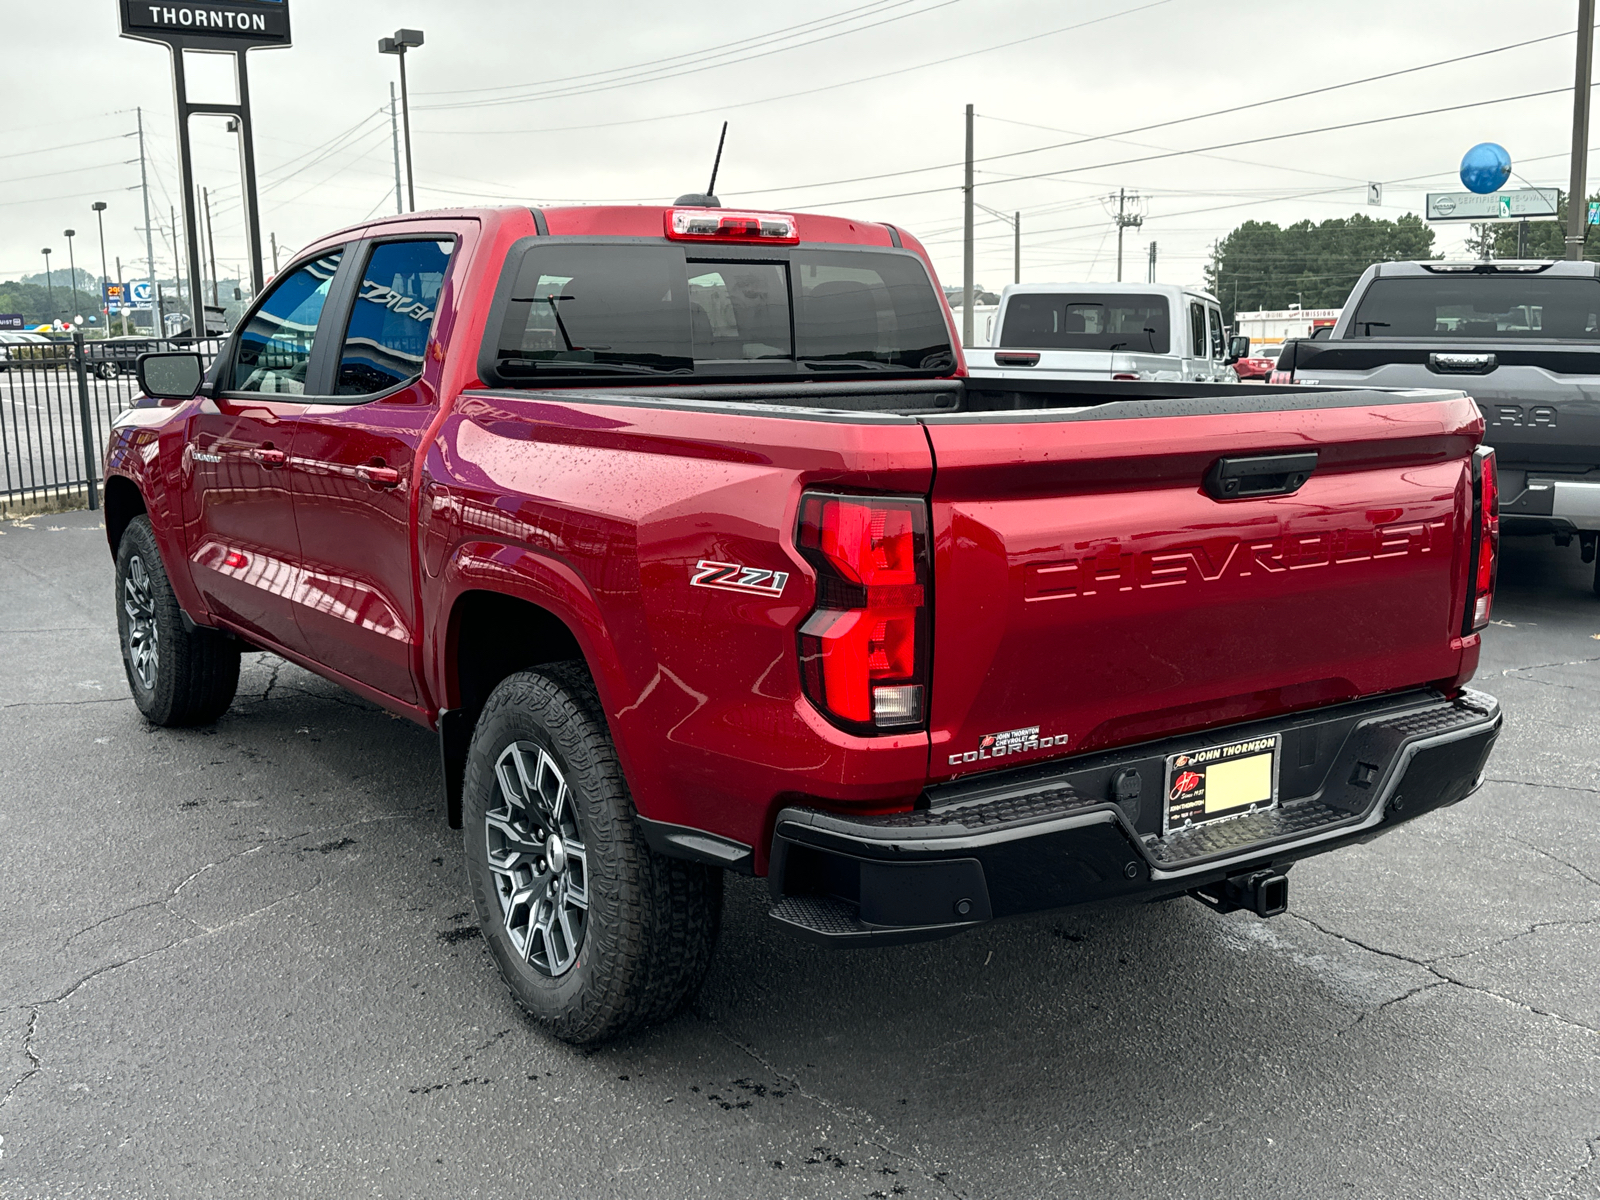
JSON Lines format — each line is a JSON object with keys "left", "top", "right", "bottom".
{"left": 436, "top": 578, "right": 609, "bottom": 830}
{"left": 103, "top": 473, "right": 148, "bottom": 555}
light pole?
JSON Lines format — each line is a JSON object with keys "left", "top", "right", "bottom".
{"left": 92, "top": 202, "right": 110, "bottom": 330}
{"left": 379, "top": 28, "right": 424, "bottom": 212}
{"left": 41, "top": 248, "right": 55, "bottom": 324}
{"left": 64, "top": 229, "right": 80, "bottom": 327}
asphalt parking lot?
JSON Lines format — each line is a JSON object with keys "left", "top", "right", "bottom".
{"left": 2, "top": 509, "right": 1598, "bottom": 1199}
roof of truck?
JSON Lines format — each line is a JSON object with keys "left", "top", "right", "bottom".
{"left": 316, "top": 205, "right": 909, "bottom": 250}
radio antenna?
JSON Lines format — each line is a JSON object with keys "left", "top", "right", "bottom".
{"left": 706, "top": 121, "right": 728, "bottom": 198}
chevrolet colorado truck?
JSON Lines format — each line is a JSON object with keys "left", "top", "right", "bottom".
{"left": 105, "top": 203, "right": 1503, "bottom": 1045}
{"left": 1272, "top": 259, "right": 1600, "bottom": 590}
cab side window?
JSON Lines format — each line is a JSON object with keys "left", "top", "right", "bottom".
{"left": 231, "top": 251, "right": 342, "bottom": 393}
{"left": 1189, "top": 301, "right": 1208, "bottom": 358}
{"left": 335, "top": 239, "right": 454, "bottom": 397}
{"left": 1208, "top": 307, "right": 1226, "bottom": 359}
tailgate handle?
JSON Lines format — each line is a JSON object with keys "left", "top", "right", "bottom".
{"left": 1203, "top": 451, "right": 1318, "bottom": 501}
{"left": 994, "top": 351, "right": 1040, "bottom": 367}
{"left": 1429, "top": 352, "right": 1497, "bottom": 374}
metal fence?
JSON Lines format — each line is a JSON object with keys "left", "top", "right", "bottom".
{"left": 0, "top": 333, "right": 226, "bottom": 510}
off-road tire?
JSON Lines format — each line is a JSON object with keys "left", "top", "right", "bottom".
{"left": 462, "top": 664, "right": 723, "bottom": 1045}
{"left": 115, "top": 515, "right": 240, "bottom": 726}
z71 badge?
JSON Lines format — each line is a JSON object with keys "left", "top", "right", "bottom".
{"left": 690, "top": 560, "right": 789, "bottom": 597}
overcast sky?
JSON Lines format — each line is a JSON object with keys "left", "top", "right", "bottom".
{"left": 1, "top": 0, "right": 1591, "bottom": 300}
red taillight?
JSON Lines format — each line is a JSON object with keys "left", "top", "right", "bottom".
{"left": 1267, "top": 369, "right": 1294, "bottom": 385}
{"left": 1464, "top": 446, "right": 1499, "bottom": 634}
{"left": 796, "top": 493, "right": 929, "bottom": 732}
{"left": 665, "top": 208, "right": 799, "bottom": 243}
{"left": 1111, "top": 372, "right": 1140, "bottom": 381}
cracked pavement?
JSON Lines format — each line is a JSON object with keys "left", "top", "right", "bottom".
{"left": 2, "top": 510, "right": 1599, "bottom": 1199}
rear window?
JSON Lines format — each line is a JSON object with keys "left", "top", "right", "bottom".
{"left": 492, "top": 244, "right": 953, "bottom": 382}
{"left": 1349, "top": 275, "right": 1600, "bottom": 339}
{"left": 999, "top": 293, "right": 1170, "bottom": 353}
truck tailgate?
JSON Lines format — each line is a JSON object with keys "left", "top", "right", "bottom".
{"left": 1287, "top": 340, "right": 1600, "bottom": 468}
{"left": 924, "top": 391, "right": 1483, "bottom": 779}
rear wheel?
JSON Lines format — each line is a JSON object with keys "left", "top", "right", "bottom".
{"left": 462, "top": 665, "right": 722, "bottom": 1045}
{"left": 96, "top": 361, "right": 119, "bottom": 380}
{"left": 115, "top": 516, "right": 240, "bottom": 725}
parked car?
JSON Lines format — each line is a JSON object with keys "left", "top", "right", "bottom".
{"left": 103, "top": 203, "right": 1502, "bottom": 1045}
{"left": 964, "top": 282, "right": 1241, "bottom": 381}
{"left": 85, "top": 335, "right": 158, "bottom": 380}
{"left": 0, "top": 331, "right": 57, "bottom": 369}
{"left": 1228, "top": 340, "right": 1278, "bottom": 382}
{"left": 1272, "top": 259, "right": 1600, "bottom": 590}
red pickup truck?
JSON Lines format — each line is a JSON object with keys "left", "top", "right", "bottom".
{"left": 105, "top": 202, "right": 1503, "bottom": 1044}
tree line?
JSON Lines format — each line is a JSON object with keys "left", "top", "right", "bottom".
{"left": 1204, "top": 213, "right": 1436, "bottom": 324}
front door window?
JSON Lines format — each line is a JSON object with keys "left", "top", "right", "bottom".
{"left": 231, "top": 251, "right": 342, "bottom": 393}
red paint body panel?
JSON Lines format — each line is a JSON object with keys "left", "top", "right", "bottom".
{"left": 923, "top": 397, "right": 1484, "bottom": 777}
{"left": 102, "top": 205, "right": 1490, "bottom": 878}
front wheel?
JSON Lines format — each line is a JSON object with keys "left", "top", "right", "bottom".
{"left": 96, "top": 361, "right": 119, "bottom": 380}
{"left": 115, "top": 516, "right": 240, "bottom": 725}
{"left": 462, "top": 665, "right": 722, "bottom": 1045}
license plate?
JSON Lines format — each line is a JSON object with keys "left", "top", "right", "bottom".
{"left": 1163, "top": 734, "right": 1280, "bottom": 835}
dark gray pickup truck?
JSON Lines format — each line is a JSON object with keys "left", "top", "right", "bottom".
{"left": 1276, "top": 259, "right": 1600, "bottom": 590}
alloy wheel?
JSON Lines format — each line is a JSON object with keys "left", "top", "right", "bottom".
{"left": 485, "top": 740, "right": 589, "bottom": 976}
{"left": 123, "top": 555, "right": 159, "bottom": 691}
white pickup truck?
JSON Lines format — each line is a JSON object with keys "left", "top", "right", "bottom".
{"left": 965, "top": 282, "right": 1243, "bottom": 382}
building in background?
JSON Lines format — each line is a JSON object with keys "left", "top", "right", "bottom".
{"left": 1232, "top": 307, "right": 1342, "bottom": 360}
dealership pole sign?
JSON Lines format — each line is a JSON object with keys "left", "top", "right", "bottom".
{"left": 121, "top": 1, "right": 289, "bottom": 42}
{"left": 119, "top": 0, "right": 289, "bottom": 336}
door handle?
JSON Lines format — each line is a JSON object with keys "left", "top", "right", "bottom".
{"left": 1203, "top": 451, "right": 1318, "bottom": 500}
{"left": 252, "top": 447, "right": 287, "bottom": 467}
{"left": 357, "top": 463, "right": 402, "bottom": 487}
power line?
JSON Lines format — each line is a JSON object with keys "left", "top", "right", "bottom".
{"left": 0, "top": 134, "right": 128, "bottom": 164}
{"left": 417, "top": 0, "right": 964, "bottom": 112}
{"left": 0, "top": 159, "right": 137, "bottom": 187}
{"left": 785, "top": 83, "right": 1586, "bottom": 210}
{"left": 417, "top": 0, "right": 1177, "bottom": 133}
{"left": 415, "top": 0, "right": 913, "bottom": 97}
{"left": 731, "top": 27, "right": 1580, "bottom": 200}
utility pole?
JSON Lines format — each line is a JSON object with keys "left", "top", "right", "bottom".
{"left": 138, "top": 107, "right": 158, "bottom": 336}
{"left": 1013, "top": 210, "right": 1021, "bottom": 285}
{"left": 390, "top": 81, "right": 404, "bottom": 215}
{"left": 270, "top": 231, "right": 280, "bottom": 275}
{"left": 92, "top": 202, "right": 110, "bottom": 329}
{"left": 63, "top": 228, "right": 80, "bottom": 323}
{"left": 1570, "top": 0, "right": 1596, "bottom": 259}
{"left": 41, "top": 248, "right": 55, "bottom": 322}
{"left": 962, "top": 103, "right": 974, "bottom": 347}
{"left": 170, "top": 203, "right": 183, "bottom": 316}
{"left": 116, "top": 255, "right": 128, "bottom": 335}
{"left": 202, "top": 185, "right": 220, "bottom": 309}
{"left": 1113, "top": 188, "right": 1143, "bottom": 282}
{"left": 1147, "top": 240, "right": 1157, "bottom": 283}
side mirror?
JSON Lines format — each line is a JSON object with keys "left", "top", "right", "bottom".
{"left": 136, "top": 351, "right": 204, "bottom": 402}
{"left": 1225, "top": 334, "right": 1250, "bottom": 364}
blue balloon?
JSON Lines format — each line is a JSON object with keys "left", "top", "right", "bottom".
{"left": 1460, "top": 143, "right": 1512, "bottom": 194}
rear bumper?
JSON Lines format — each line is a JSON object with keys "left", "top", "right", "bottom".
{"left": 1502, "top": 473, "right": 1600, "bottom": 533}
{"left": 768, "top": 689, "right": 1500, "bottom": 945}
